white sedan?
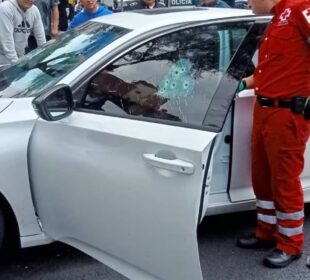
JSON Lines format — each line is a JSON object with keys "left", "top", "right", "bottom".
{"left": 0, "top": 7, "right": 309, "bottom": 280}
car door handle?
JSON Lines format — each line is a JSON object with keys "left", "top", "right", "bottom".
{"left": 143, "top": 153, "right": 194, "bottom": 175}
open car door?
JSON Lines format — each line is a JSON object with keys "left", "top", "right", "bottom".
{"left": 29, "top": 112, "right": 215, "bottom": 280}
{"left": 229, "top": 88, "right": 256, "bottom": 201}
{"left": 28, "top": 19, "right": 262, "bottom": 280}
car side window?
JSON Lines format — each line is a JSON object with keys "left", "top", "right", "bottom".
{"left": 78, "top": 22, "right": 251, "bottom": 126}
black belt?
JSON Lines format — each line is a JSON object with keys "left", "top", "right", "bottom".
{"left": 256, "top": 96, "right": 309, "bottom": 116}
{"left": 305, "top": 97, "right": 310, "bottom": 120}
{"left": 257, "top": 96, "right": 291, "bottom": 108}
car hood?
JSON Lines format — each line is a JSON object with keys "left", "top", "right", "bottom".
{"left": 0, "top": 99, "right": 13, "bottom": 113}
{"left": 0, "top": 97, "right": 38, "bottom": 124}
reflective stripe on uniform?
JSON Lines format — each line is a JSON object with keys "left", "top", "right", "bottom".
{"left": 276, "top": 210, "right": 304, "bottom": 221}
{"left": 278, "top": 225, "right": 303, "bottom": 237}
{"left": 256, "top": 199, "right": 275, "bottom": 210}
{"left": 257, "top": 213, "right": 277, "bottom": 224}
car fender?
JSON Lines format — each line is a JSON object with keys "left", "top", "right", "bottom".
{"left": 0, "top": 98, "right": 43, "bottom": 245}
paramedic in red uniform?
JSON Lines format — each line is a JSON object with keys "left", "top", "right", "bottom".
{"left": 236, "top": 0, "right": 310, "bottom": 268}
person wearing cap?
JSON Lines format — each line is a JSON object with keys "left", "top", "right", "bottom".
{"left": 236, "top": 0, "right": 310, "bottom": 268}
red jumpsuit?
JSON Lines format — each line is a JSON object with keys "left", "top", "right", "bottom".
{"left": 252, "top": 0, "right": 310, "bottom": 255}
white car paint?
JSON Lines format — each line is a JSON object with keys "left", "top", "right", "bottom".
{"left": 0, "top": 99, "right": 41, "bottom": 238}
{"left": 29, "top": 112, "right": 216, "bottom": 280}
{"left": 0, "top": 99, "right": 13, "bottom": 113}
{"left": 0, "top": 7, "right": 309, "bottom": 280}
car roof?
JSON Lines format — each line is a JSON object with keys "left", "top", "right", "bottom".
{"left": 93, "top": 7, "right": 255, "bottom": 30}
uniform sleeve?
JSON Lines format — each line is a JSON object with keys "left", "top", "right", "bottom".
{"left": 294, "top": 1, "right": 310, "bottom": 42}
{"left": 0, "top": 8, "right": 18, "bottom": 64}
{"left": 33, "top": 8, "right": 47, "bottom": 46}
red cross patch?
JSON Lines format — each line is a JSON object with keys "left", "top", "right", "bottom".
{"left": 302, "top": 8, "right": 310, "bottom": 24}
{"left": 279, "top": 8, "right": 291, "bottom": 22}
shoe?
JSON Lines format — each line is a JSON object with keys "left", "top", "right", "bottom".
{"left": 237, "top": 233, "right": 275, "bottom": 249}
{"left": 263, "top": 248, "right": 301, "bottom": 268}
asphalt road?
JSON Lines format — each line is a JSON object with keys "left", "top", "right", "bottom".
{"left": 1, "top": 208, "right": 310, "bottom": 280}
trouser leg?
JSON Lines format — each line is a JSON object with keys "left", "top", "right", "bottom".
{"left": 251, "top": 104, "right": 276, "bottom": 241}
{"left": 264, "top": 110, "right": 310, "bottom": 255}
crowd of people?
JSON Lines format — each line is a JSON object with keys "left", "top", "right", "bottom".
{"left": 0, "top": 0, "right": 246, "bottom": 65}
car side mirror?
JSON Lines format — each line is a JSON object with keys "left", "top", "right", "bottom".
{"left": 32, "top": 84, "right": 73, "bottom": 121}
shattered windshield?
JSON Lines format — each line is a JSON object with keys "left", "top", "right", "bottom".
{"left": 0, "top": 22, "right": 130, "bottom": 98}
